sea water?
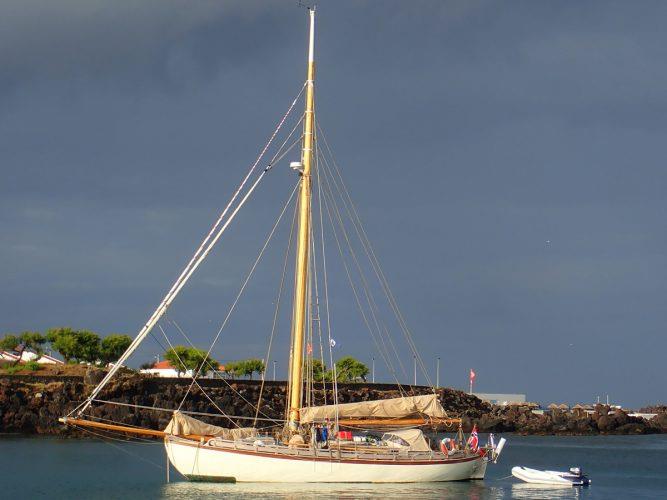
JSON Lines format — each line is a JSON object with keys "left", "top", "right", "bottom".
{"left": 1, "top": 434, "right": 665, "bottom": 498}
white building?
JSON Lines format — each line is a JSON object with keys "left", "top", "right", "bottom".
{"left": 139, "top": 360, "right": 227, "bottom": 378}
{"left": 140, "top": 360, "right": 191, "bottom": 378}
{"left": 474, "top": 393, "right": 527, "bottom": 405}
{"left": 0, "top": 350, "right": 64, "bottom": 364}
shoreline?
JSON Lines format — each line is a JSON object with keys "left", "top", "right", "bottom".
{"left": 1, "top": 372, "right": 664, "bottom": 437}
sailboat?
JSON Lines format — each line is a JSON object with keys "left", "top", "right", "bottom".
{"left": 60, "top": 9, "right": 503, "bottom": 483}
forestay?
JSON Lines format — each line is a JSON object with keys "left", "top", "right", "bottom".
{"left": 299, "top": 394, "right": 447, "bottom": 423}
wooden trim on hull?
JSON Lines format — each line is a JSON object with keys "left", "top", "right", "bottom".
{"left": 166, "top": 435, "right": 482, "bottom": 466}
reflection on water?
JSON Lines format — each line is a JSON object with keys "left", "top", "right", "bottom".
{"left": 509, "top": 483, "right": 586, "bottom": 500}
{"left": 161, "top": 481, "right": 495, "bottom": 499}
{"left": 161, "top": 480, "right": 591, "bottom": 500}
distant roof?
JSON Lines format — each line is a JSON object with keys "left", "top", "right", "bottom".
{"left": 152, "top": 360, "right": 175, "bottom": 369}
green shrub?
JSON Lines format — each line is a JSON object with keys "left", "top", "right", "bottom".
{"left": 1, "top": 361, "right": 42, "bottom": 374}
{"left": 24, "top": 361, "right": 42, "bottom": 371}
{"left": 164, "top": 346, "right": 218, "bottom": 376}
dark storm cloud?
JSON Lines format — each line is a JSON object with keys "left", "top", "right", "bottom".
{"left": 1, "top": 1, "right": 665, "bottom": 407}
{"left": 0, "top": 1, "right": 295, "bottom": 95}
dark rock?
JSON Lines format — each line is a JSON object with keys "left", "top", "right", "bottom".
{"left": 651, "top": 412, "right": 667, "bottom": 431}
{"left": 84, "top": 367, "right": 106, "bottom": 386}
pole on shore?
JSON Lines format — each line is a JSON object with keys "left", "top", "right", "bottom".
{"left": 372, "top": 357, "right": 375, "bottom": 384}
{"left": 413, "top": 355, "right": 417, "bottom": 385}
{"left": 436, "top": 356, "right": 440, "bottom": 388}
{"left": 273, "top": 360, "right": 276, "bottom": 381}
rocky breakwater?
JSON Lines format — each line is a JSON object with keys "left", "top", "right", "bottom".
{"left": 0, "top": 371, "right": 483, "bottom": 436}
{"left": 473, "top": 404, "right": 667, "bottom": 435}
{"left": 1, "top": 371, "right": 664, "bottom": 436}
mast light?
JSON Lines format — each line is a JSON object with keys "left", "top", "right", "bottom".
{"left": 290, "top": 161, "right": 304, "bottom": 173}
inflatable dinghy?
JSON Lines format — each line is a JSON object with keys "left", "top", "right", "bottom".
{"left": 511, "top": 466, "right": 590, "bottom": 486}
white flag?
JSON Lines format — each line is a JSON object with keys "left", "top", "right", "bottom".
{"left": 329, "top": 338, "right": 336, "bottom": 348}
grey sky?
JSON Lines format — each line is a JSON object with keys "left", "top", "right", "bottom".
{"left": 1, "top": 1, "right": 665, "bottom": 408}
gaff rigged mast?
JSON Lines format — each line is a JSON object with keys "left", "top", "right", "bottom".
{"left": 287, "top": 8, "right": 316, "bottom": 432}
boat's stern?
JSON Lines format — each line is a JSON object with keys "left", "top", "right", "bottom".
{"left": 469, "top": 455, "right": 489, "bottom": 479}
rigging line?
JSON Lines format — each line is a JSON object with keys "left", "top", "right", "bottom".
{"left": 320, "top": 181, "right": 394, "bottom": 387}
{"left": 322, "top": 204, "right": 407, "bottom": 398}
{"left": 90, "top": 399, "right": 285, "bottom": 422}
{"left": 254, "top": 182, "right": 299, "bottom": 426}
{"left": 71, "top": 425, "right": 165, "bottom": 470}
{"left": 156, "top": 324, "right": 240, "bottom": 427}
{"left": 77, "top": 87, "right": 306, "bottom": 417}
{"left": 314, "top": 130, "right": 335, "bottom": 400}
{"left": 316, "top": 124, "right": 409, "bottom": 333}
{"left": 317, "top": 124, "right": 434, "bottom": 389}
{"left": 319, "top": 177, "right": 404, "bottom": 392}
{"left": 166, "top": 318, "right": 278, "bottom": 424}
{"left": 318, "top": 158, "right": 408, "bottom": 391}
{"left": 317, "top": 149, "right": 408, "bottom": 385}
{"left": 73, "top": 84, "right": 307, "bottom": 418}
{"left": 77, "top": 160, "right": 275, "bottom": 417}
{"left": 156, "top": 325, "right": 237, "bottom": 426}
{"left": 179, "top": 180, "right": 301, "bottom": 409}
{"left": 268, "top": 114, "right": 305, "bottom": 166}
{"left": 317, "top": 125, "right": 433, "bottom": 390}
{"left": 84, "top": 415, "right": 163, "bottom": 442}
{"left": 309, "top": 202, "right": 327, "bottom": 405}
{"left": 310, "top": 130, "right": 328, "bottom": 406}
{"left": 320, "top": 159, "right": 411, "bottom": 392}
{"left": 272, "top": 137, "right": 305, "bottom": 170}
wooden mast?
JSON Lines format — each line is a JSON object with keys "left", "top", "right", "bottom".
{"left": 288, "top": 8, "right": 316, "bottom": 431}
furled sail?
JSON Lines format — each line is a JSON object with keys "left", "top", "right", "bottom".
{"left": 382, "top": 428, "right": 431, "bottom": 452}
{"left": 164, "top": 411, "right": 257, "bottom": 440}
{"left": 300, "top": 394, "right": 447, "bottom": 424}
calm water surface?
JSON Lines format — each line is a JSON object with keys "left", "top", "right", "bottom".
{"left": 2, "top": 434, "right": 665, "bottom": 498}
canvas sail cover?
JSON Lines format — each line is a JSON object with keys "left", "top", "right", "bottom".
{"left": 164, "top": 411, "right": 257, "bottom": 440}
{"left": 300, "top": 394, "right": 446, "bottom": 423}
{"left": 382, "top": 428, "right": 431, "bottom": 452}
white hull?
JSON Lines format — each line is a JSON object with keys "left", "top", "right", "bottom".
{"left": 165, "top": 436, "right": 488, "bottom": 483}
{"left": 511, "top": 466, "right": 582, "bottom": 486}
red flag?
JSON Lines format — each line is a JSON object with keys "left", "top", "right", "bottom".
{"left": 306, "top": 343, "right": 313, "bottom": 355}
{"left": 469, "top": 369, "right": 476, "bottom": 381}
{"left": 466, "top": 424, "right": 479, "bottom": 451}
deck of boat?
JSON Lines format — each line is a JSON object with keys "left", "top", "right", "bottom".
{"left": 193, "top": 436, "right": 481, "bottom": 464}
